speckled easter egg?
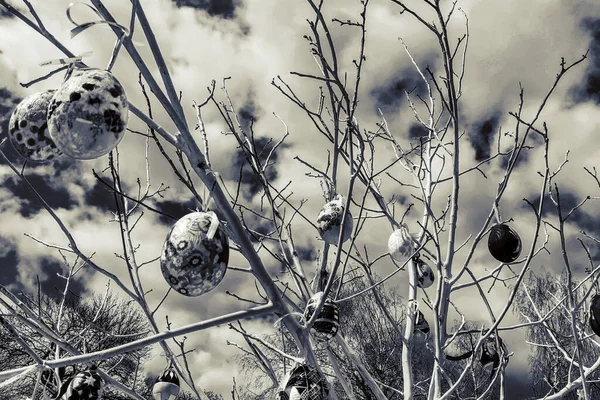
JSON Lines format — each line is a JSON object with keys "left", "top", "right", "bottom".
{"left": 64, "top": 369, "right": 104, "bottom": 400}
{"left": 415, "top": 258, "right": 435, "bottom": 289}
{"left": 388, "top": 224, "right": 416, "bottom": 261}
{"left": 160, "top": 212, "right": 229, "bottom": 296}
{"left": 8, "top": 90, "right": 62, "bottom": 162}
{"left": 47, "top": 69, "right": 128, "bottom": 160}
{"left": 316, "top": 195, "right": 353, "bottom": 245}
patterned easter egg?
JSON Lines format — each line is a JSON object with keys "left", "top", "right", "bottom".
{"left": 488, "top": 223, "right": 521, "bottom": 263}
{"left": 388, "top": 224, "right": 416, "bottom": 261}
{"left": 63, "top": 368, "right": 104, "bottom": 400}
{"left": 47, "top": 69, "right": 128, "bottom": 160}
{"left": 8, "top": 90, "right": 62, "bottom": 161}
{"left": 280, "top": 365, "right": 328, "bottom": 400}
{"left": 316, "top": 194, "right": 353, "bottom": 245}
{"left": 415, "top": 257, "right": 435, "bottom": 289}
{"left": 304, "top": 292, "right": 340, "bottom": 342}
{"left": 414, "top": 310, "right": 430, "bottom": 334}
{"left": 160, "top": 211, "right": 229, "bottom": 296}
{"left": 153, "top": 367, "right": 180, "bottom": 400}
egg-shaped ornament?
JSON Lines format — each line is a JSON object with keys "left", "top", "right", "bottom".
{"left": 388, "top": 224, "right": 416, "bottom": 261}
{"left": 8, "top": 90, "right": 62, "bottom": 162}
{"left": 47, "top": 69, "right": 128, "bottom": 160}
{"left": 153, "top": 367, "right": 180, "bottom": 400}
{"left": 589, "top": 294, "right": 600, "bottom": 336}
{"left": 414, "top": 256, "right": 435, "bottom": 289}
{"left": 281, "top": 365, "right": 328, "bottom": 400}
{"left": 479, "top": 333, "right": 507, "bottom": 379}
{"left": 62, "top": 368, "right": 104, "bottom": 400}
{"left": 161, "top": 211, "right": 229, "bottom": 296}
{"left": 304, "top": 292, "right": 340, "bottom": 342}
{"left": 488, "top": 223, "right": 521, "bottom": 263}
{"left": 414, "top": 310, "right": 430, "bottom": 335}
{"left": 316, "top": 194, "right": 353, "bottom": 245}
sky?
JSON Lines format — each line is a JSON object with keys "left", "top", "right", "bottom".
{"left": 1, "top": 0, "right": 600, "bottom": 398}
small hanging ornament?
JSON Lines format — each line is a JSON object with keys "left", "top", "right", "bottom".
{"left": 589, "top": 294, "right": 600, "bottom": 336}
{"left": 61, "top": 367, "right": 104, "bottom": 400}
{"left": 304, "top": 292, "right": 340, "bottom": 342}
{"left": 152, "top": 367, "right": 180, "bottom": 400}
{"left": 279, "top": 364, "right": 328, "bottom": 400}
{"left": 414, "top": 255, "right": 435, "bottom": 289}
{"left": 487, "top": 223, "right": 522, "bottom": 263}
{"left": 414, "top": 310, "right": 430, "bottom": 335}
{"left": 480, "top": 333, "right": 507, "bottom": 379}
{"left": 388, "top": 223, "right": 416, "bottom": 261}
{"left": 8, "top": 90, "right": 62, "bottom": 162}
{"left": 316, "top": 194, "right": 353, "bottom": 245}
{"left": 160, "top": 211, "right": 229, "bottom": 296}
{"left": 47, "top": 69, "right": 128, "bottom": 160}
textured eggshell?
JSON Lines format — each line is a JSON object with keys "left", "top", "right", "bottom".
{"left": 283, "top": 365, "right": 328, "bottom": 400}
{"left": 47, "top": 69, "right": 128, "bottom": 160}
{"left": 160, "top": 212, "right": 229, "bottom": 297}
{"left": 304, "top": 292, "right": 340, "bottom": 342}
{"left": 316, "top": 195, "right": 353, "bottom": 245}
{"left": 152, "top": 382, "right": 180, "bottom": 400}
{"left": 8, "top": 90, "right": 62, "bottom": 162}
{"left": 65, "top": 370, "right": 104, "bottom": 400}
{"left": 416, "top": 259, "right": 434, "bottom": 289}
{"left": 388, "top": 226, "right": 416, "bottom": 261}
{"left": 488, "top": 223, "right": 521, "bottom": 263}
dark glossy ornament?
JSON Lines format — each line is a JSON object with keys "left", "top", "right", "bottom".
{"left": 480, "top": 333, "right": 507, "bottom": 379}
{"left": 304, "top": 292, "right": 340, "bottom": 342}
{"left": 488, "top": 223, "right": 521, "bottom": 263}
{"left": 62, "top": 367, "right": 104, "bottom": 400}
{"left": 589, "top": 294, "right": 600, "bottom": 336}
{"left": 414, "top": 257, "right": 434, "bottom": 289}
{"left": 414, "top": 310, "right": 430, "bottom": 334}
{"left": 153, "top": 367, "right": 180, "bottom": 400}
{"left": 280, "top": 365, "right": 328, "bottom": 400}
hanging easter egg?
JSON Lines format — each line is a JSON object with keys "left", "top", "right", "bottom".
{"left": 388, "top": 224, "right": 416, "bottom": 261}
{"left": 589, "top": 294, "right": 600, "bottom": 336}
{"left": 488, "top": 223, "right": 521, "bottom": 263}
{"left": 153, "top": 367, "right": 180, "bottom": 400}
{"left": 8, "top": 90, "right": 62, "bottom": 162}
{"left": 62, "top": 368, "right": 104, "bottom": 400}
{"left": 479, "top": 333, "right": 507, "bottom": 380}
{"left": 304, "top": 292, "right": 340, "bottom": 342}
{"left": 281, "top": 365, "right": 328, "bottom": 400}
{"left": 47, "top": 69, "right": 128, "bottom": 160}
{"left": 316, "top": 194, "right": 353, "bottom": 245}
{"left": 161, "top": 211, "right": 229, "bottom": 296}
{"left": 414, "top": 310, "right": 430, "bottom": 335}
{"left": 415, "top": 257, "right": 435, "bottom": 289}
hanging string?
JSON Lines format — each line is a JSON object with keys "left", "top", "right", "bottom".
{"left": 66, "top": 2, "right": 130, "bottom": 39}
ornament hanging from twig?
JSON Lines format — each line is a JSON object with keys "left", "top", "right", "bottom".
{"left": 414, "top": 255, "right": 435, "bottom": 289}
{"left": 277, "top": 364, "right": 329, "bottom": 400}
{"left": 8, "top": 90, "right": 62, "bottom": 162}
{"left": 316, "top": 194, "right": 353, "bottom": 245}
{"left": 161, "top": 211, "right": 229, "bottom": 296}
{"left": 488, "top": 223, "right": 522, "bottom": 263}
{"left": 388, "top": 224, "right": 416, "bottom": 261}
{"left": 480, "top": 333, "right": 507, "bottom": 380}
{"left": 152, "top": 366, "right": 180, "bottom": 400}
{"left": 589, "top": 294, "right": 600, "bottom": 336}
{"left": 304, "top": 292, "right": 340, "bottom": 342}
{"left": 47, "top": 69, "right": 128, "bottom": 160}
{"left": 60, "top": 367, "right": 104, "bottom": 400}
{"left": 414, "top": 310, "right": 430, "bottom": 335}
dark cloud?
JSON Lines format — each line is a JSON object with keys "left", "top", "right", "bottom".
{"left": 295, "top": 245, "right": 317, "bottom": 263}
{"left": 84, "top": 179, "right": 119, "bottom": 213}
{"left": 153, "top": 197, "right": 200, "bottom": 225}
{"left": 38, "top": 257, "right": 85, "bottom": 298}
{"left": 172, "top": 0, "right": 239, "bottom": 19}
{"left": 3, "top": 173, "right": 76, "bottom": 218}
{"left": 469, "top": 112, "right": 501, "bottom": 161}
{"left": 0, "top": 236, "right": 21, "bottom": 290}
{"left": 408, "top": 123, "right": 428, "bottom": 139}
{"left": 371, "top": 63, "right": 434, "bottom": 115}
{"left": 570, "top": 18, "right": 600, "bottom": 104}
{"left": 0, "top": 5, "right": 15, "bottom": 19}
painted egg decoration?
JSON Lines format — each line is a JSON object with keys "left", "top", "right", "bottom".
{"left": 153, "top": 367, "right": 180, "bottom": 400}
{"left": 414, "top": 310, "right": 430, "bottom": 334}
{"left": 488, "top": 223, "right": 521, "bottom": 263}
{"left": 316, "top": 194, "right": 353, "bottom": 245}
{"left": 47, "top": 69, "right": 128, "bottom": 160}
{"left": 8, "top": 90, "right": 62, "bottom": 162}
{"left": 589, "top": 294, "right": 600, "bottom": 336}
{"left": 160, "top": 211, "right": 229, "bottom": 297}
{"left": 388, "top": 224, "right": 416, "bottom": 261}
{"left": 415, "top": 257, "right": 435, "bottom": 289}
{"left": 63, "top": 368, "right": 104, "bottom": 400}
{"left": 304, "top": 292, "right": 340, "bottom": 342}
{"left": 281, "top": 365, "right": 328, "bottom": 400}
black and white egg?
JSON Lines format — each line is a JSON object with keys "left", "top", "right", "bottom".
{"left": 316, "top": 194, "right": 353, "bottom": 245}
{"left": 388, "top": 224, "right": 416, "bottom": 261}
{"left": 64, "top": 368, "right": 104, "bottom": 400}
{"left": 8, "top": 90, "right": 62, "bottom": 162}
{"left": 415, "top": 258, "right": 435, "bottom": 289}
{"left": 47, "top": 69, "right": 128, "bottom": 160}
{"left": 160, "top": 211, "right": 229, "bottom": 297}
{"left": 414, "top": 310, "right": 430, "bottom": 334}
{"left": 152, "top": 367, "right": 180, "bottom": 400}
{"left": 280, "top": 365, "right": 328, "bottom": 400}
{"left": 304, "top": 292, "right": 340, "bottom": 342}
